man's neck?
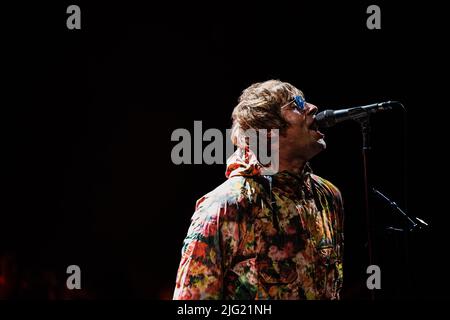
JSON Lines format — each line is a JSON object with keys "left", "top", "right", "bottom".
{"left": 278, "top": 155, "right": 307, "bottom": 176}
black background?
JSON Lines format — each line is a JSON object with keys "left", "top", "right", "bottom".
{"left": 2, "top": 1, "right": 448, "bottom": 299}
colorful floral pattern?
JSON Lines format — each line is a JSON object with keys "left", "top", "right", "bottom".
{"left": 173, "top": 149, "right": 344, "bottom": 300}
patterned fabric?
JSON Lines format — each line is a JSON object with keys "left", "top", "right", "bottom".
{"left": 173, "top": 148, "right": 344, "bottom": 300}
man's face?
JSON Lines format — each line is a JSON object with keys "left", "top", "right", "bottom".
{"left": 279, "top": 100, "right": 326, "bottom": 161}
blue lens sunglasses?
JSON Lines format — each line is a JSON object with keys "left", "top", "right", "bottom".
{"left": 281, "top": 95, "right": 306, "bottom": 112}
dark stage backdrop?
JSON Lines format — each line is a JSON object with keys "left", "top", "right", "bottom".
{"left": 2, "top": 1, "right": 448, "bottom": 299}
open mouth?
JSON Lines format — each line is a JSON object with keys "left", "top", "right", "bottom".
{"left": 310, "top": 121, "right": 319, "bottom": 131}
{"left": 309, "top": 119, "right": 324, "bottom": 138}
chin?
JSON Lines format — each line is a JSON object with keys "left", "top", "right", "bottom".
{"left": 317, "top": 138, "right": 326, "bottom": 150}
{"left": 306, "top": 140, "right": 326, "bottom": 160}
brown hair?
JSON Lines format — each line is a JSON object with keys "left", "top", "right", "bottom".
{"left": 230, "top": 80, "right": 304, "bottom": 147}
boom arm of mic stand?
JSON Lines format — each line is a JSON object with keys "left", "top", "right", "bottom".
{"left": 371, "top": 187, "right": 430, "bottom": 232}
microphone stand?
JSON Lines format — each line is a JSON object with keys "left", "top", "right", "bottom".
{"left": 324, "top": 101, "right": 409, "bottom": 300}
{"left": 357, "top": 116, "right": 376, "bottom": 300}
{"left": 357, "top": 113, "right": 429, "bottom": 300}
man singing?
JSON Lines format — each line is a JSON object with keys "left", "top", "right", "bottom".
{"left": 173, "top": 80, "right": 344, "bottom": 300}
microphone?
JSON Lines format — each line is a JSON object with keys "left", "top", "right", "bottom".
{"left": 315, "top": 101, "right": 400, "bottom": 128}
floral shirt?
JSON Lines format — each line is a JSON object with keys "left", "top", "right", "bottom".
{"left": 173, "top": 149, "right": 344, "bottom": 300}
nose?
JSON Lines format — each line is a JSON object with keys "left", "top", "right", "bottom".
{"left": 306, "top": 103, "right": 318, "bottom": 116}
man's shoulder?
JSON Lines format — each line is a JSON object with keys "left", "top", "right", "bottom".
{"left": 310, "top": 173, "right": 342, "bottom": 197}
{"left": 194, "top": 176, "right": 266, "bottom": 213}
